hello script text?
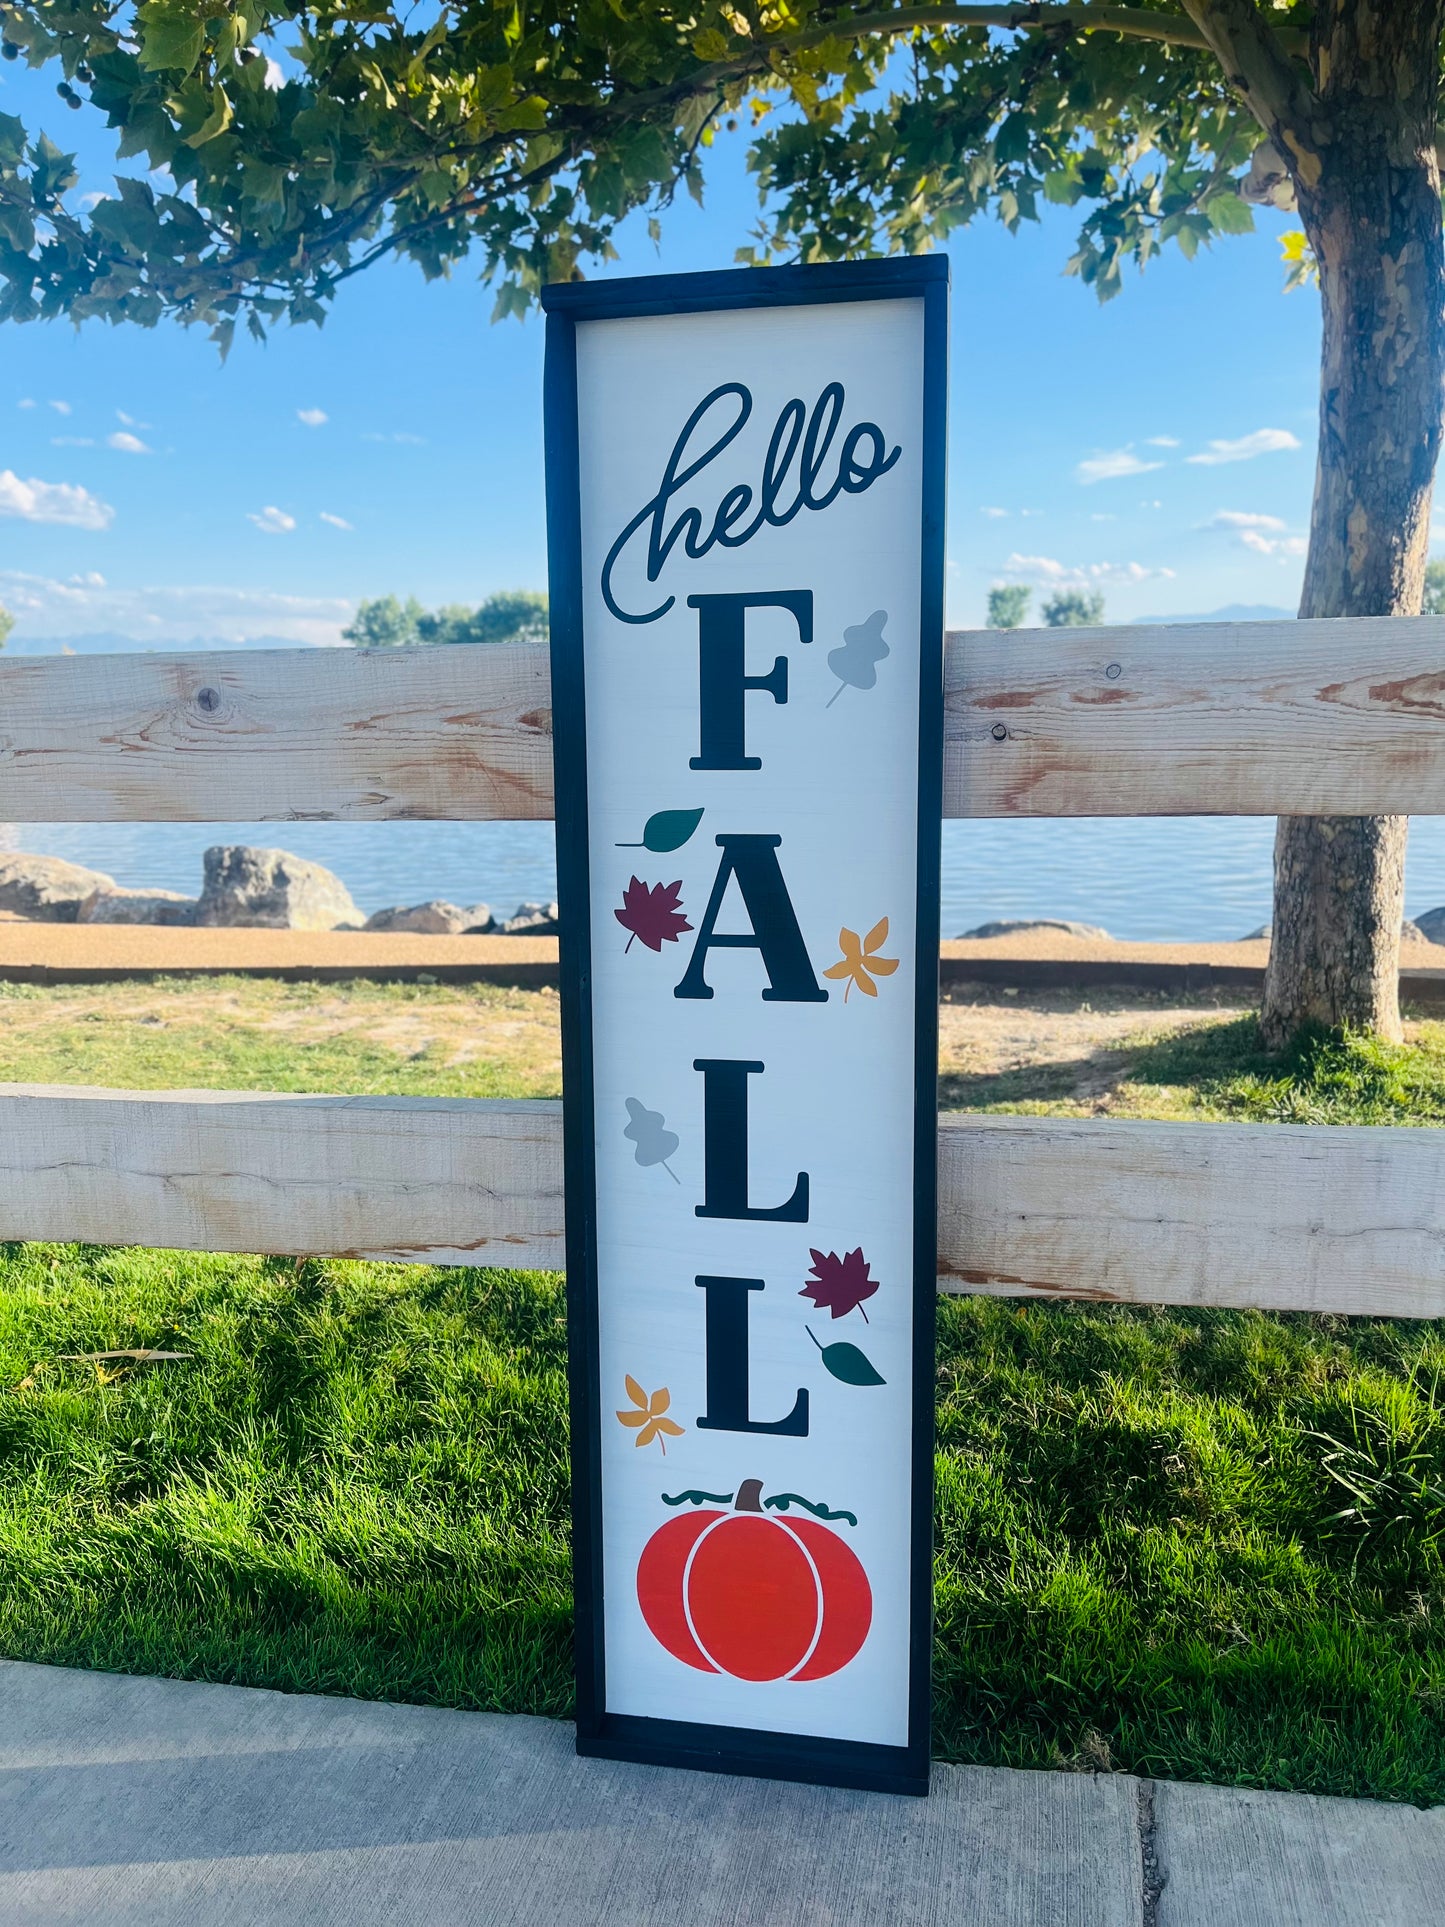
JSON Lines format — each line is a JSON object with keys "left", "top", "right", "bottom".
{"left": 601, "top": 380, "right": 901, "bottom": 624}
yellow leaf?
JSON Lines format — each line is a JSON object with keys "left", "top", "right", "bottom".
{"left": 826, "top": 918, "right": 898, "bottom": 1001}
{"left": 616, "top": 1375, "right": 685, "bottom": 1452}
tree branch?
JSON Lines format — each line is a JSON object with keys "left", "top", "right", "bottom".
{"left": 618, "top": 5, "right": 1278, "bottom": 122}
{"left": 1176, "top": 0, "right": 1317, "bottom": 146}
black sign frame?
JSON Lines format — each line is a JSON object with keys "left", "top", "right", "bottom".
{"left": 542, "top": 257, "right": 948, "bottom": 1797}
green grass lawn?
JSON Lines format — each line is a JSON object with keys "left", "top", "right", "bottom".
{"left": 2, "top": 980, "right": 1443, "bottom": 1801}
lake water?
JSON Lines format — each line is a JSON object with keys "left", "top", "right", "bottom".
{"left": 13, "top": 816, "right": 1445, "bottom": 941}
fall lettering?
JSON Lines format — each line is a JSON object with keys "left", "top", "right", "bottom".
{"left": 600, "top": 380, "right": 901, "bottom": 624}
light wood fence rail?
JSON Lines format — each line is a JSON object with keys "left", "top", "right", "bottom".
{"left": 4, "top": 615, "right": 1443, "bottom": 1315}
{"left": 2, "top": 615, "right": 1444, "bottom": 820}
{"left": 1, "top": 1087, "right": 1440, "bottom": 1319}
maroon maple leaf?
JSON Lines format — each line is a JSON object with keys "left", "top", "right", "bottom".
{"left": 800, "top": 1247, "right": 879, "bottom": 1322}
{"left": 615, "top": 877, "right": 693, "bottom": 953}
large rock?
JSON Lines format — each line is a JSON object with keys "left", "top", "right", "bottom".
{"left": 364, "top": 900, "right": 492, "bottom": 936}
{"left": 1409, "top": 908, "right": 1445, "bottom": 947}
{"left": 494, "top": 900, "right": 560, "bottom": 936}
{"left": 194, "top": 846, "right": 363, "bottom": 931}
{"left": 0, "top": 852, "right": 116, "bottom": 922}
{"left": 959, "top": 917, "right": 1110, "bottom": 941}
{"left": 78, "top": 886, "right": 198, "bottom": 927}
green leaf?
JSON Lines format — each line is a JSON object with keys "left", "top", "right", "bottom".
{"left": 811, "top": 1333, "right": 885, "bottom": 1387}
{"left": 185, "top": 87, "right": 233, "bottom": 149}
{"left": 137, "top": 2, "right": 206, "bottom": 76}
{"left": 1208, "top": 190, "right": 1256, "bottom": 236}
{"left": 994, "top": 112, "right": 1031, "bottom": 166}
{"left": 616, "top": 807, "right": 704, "bottom": 852}
{"left": 642, "top": 807, "right": 703, "bottom": 852}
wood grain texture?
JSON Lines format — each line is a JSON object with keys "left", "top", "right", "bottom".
{"left": 2, "top": 1087, "right": 1441, "bottom": 1317}
{"left": 946, "top": 615, "right": 1445, "bottom": 817}
{"left": 0, "top": 644, "right": 553, "bottom": 822}
{"left": 0, "top": 1086, "right": 564, "bottom": 1269}
{"left": 938, "top": 1114, "right": 1445, "bottom": 1317}
{"left": 2, "top": 615, "right": 1444, "bottom": 820}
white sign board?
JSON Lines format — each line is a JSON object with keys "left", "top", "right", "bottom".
{"left": 544, "top": 259, "right": 947, "bottom": 1795}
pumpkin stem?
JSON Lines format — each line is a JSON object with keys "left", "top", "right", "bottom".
{"left": 734, "top": 1477, "right": 765, "bottom": 1513}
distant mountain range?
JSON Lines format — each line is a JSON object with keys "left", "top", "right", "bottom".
{"left": 4, "top": 632, "right": 335, "bottom": 655}
{"left": 1132, "top": 604, "right": 1294, "bottom": 625}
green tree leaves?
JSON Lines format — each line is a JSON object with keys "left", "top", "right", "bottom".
{"left": 987, "top": 585, "right": 1032, "bottom": 630}
{"left": 343, "top": 592, "right": 548, "bottom": 649}
{"left": 0, "top": 2, "right": 1308, "bottom": 341}
{"left": 136, "top": 3, "right": 205, "bottom": 77}
{"left": 1042, "top": 589, "right": 1107, "bottom": 628}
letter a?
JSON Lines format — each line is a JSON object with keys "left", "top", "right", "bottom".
{"left": 674, "top": 834, "right": 827, "bottom": 1003}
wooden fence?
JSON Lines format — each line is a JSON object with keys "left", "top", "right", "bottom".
{"left": 3, "top": 615, "right": 1443, "bottom": 1321}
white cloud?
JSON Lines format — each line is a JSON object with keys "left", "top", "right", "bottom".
{"left": 1200, "top": 508, "right": 1306, "bottom": 560}
{"left": 1241, "top": 529, "right": 1308, "bottom": 559}
{"left": 979, "top": 506, "right": 1009, "bottom": 519}
{"left": 1145, "top": 436, "right": 1181, "bottom": 448}
{"left": 17, "top": 398, "right": 36, "bottom": 410}
{"left": 1075, "top": 447, "right": 1166, "bottom": 485}
{"left": 264, "top": 56, "right": 284, "bottom": 88}
{"left": 116, "top": 410, "right": 152, "bottom": 430}
{"left": 297, "top": 407, "right": 328, "bottom": 428}
{"left": 247, "top": 505, "right": 297, "bottom": 535}
{"left": 1140, "top": 498, "right": 1164, "bottom": 509}
{"left": 1187, "top": 427, "right": 1303, "bottom": 466}
{"left": 51, "top": 436, "right": 96, "bottom": 448}
{"left": 48, "top": 399, "right": 72, "bottom": 416}
{"left": 319, "top": 511, "right": 353, "bottom": 531}
{"left": 1090, "top": 513, "right": 1117, "bottom": 522}
{"left": 362, "top": 430, "right": 426, "bottom": 445}
{"left": 106, "top": 431, "right": 152, "bottom": 455}
{"left": 0, "top": 471, "right": 114, "bottom": 530}
{"left": 0, "top": 571, "right": 354, "bottom": 647}
{"left": 1005, "top": 552, "right": 1176, "bottom": 587}
{"left": 1201, "top": 510, "right": 1287, "bottom": 532}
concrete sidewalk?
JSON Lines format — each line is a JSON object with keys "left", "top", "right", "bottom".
{"left": 0, "top": 1662, "right": 1440, "bottom": 1926}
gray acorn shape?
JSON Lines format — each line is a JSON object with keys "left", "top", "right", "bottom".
{"left": 624, "top": 1098, "right": 680, "bottom": 1183}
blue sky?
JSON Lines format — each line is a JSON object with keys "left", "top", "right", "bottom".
{"left": 2, "top": 60, "right": 1330, "bottom": 647}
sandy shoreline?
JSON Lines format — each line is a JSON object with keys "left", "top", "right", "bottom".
{"left": 0, "top": 921, "right": 1441, "bottom": 975}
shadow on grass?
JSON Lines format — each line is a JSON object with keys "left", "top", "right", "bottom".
{"left": 942, "top": 1012, "right": 1445, "bottom": 1126}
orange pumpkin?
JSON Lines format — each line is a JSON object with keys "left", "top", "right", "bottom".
{"left": 636, "top": 1479, "right": 872, "bottom": 1682}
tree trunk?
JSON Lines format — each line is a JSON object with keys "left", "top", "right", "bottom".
{"left": 1258, "top": 2, "right": 1445, "bottom": 1052}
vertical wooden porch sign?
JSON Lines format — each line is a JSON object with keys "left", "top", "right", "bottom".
{"left": 543, "top": 259, "right": 947, "bottom": 1795}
